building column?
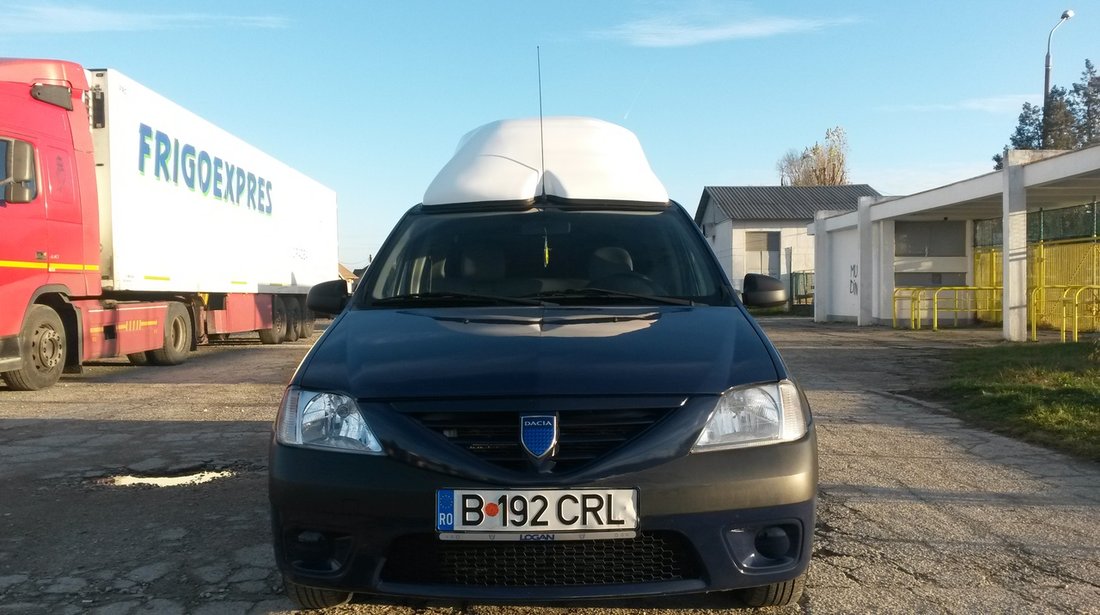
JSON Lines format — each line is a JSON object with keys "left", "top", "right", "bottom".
{"left": 875, "top": 219, "right": 895, "bottom": 325}
{"left": 857, "top": 197, "right": 874, "bottom": 325}
{"left": 1001, "top": 152, "right": 1028, "bottom": 341}
{"left": 813, "top": 211, "right": 831, "bottom": 323}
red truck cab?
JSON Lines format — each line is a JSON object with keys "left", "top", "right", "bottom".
{"left": 1, "top": 59, "right": 102, "bottom": 388}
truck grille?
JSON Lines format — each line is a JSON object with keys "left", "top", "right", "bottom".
{"left": 380, "top": 531, "right": 700, "bottom": 587}
{"left": 405, "top": 406, "right": 672, "bottom": 472}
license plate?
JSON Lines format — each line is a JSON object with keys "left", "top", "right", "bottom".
{"left": 436, "top": 489, "right": 637, "bottom": 534}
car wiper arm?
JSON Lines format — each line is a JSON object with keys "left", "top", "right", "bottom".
{"left": 529, "top": 288, "right": 694, "bottom": 306}
{"left": 372, "top": 292, "right": 547, "bottom": 307}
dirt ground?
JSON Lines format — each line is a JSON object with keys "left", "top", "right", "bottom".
{"left": 0, "top": 319, "right": 1097, "bottom": 614}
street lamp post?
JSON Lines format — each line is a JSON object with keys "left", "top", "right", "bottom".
{"left": 1043, "top": 9, "right": 1075, "bottom": 148}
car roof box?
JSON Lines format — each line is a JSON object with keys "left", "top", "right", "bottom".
{"left": 422, "top": 117, "right": 669, "bottom": 208}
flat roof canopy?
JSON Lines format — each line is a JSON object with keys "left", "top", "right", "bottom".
{"left": 816, "top": 145, "right": 1100, "bottom": 229}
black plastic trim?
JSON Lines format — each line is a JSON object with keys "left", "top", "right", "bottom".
{"left": 31, "top": 84, "right": 73, "bottom": 111}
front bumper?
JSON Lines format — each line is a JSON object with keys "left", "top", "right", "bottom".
{"left": 269, "top": 429, "right": 817, "bottom": 601}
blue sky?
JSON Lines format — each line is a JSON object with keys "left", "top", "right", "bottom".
{"left": 4, "top": 1, "right": 1094, "bottom": 267}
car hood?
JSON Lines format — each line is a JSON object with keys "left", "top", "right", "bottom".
{"left": 297, "top": 306, "right": 781, "bottom": 399}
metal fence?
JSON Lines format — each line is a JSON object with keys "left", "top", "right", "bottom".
{"left": 790, "top": 271, "right": 814, "bottom": 306}
{"left": 973, "top": 201, "right": 1100, "bottom": 333}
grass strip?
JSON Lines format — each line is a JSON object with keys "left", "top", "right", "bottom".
{"left": 935, "top": 342, "right": 1100, "bottom": 461}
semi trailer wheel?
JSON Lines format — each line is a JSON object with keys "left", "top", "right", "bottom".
{"left": 298, "top": 305, "right": 316, "bottom": 340}
{"left": 259, "top": 296, "right": 288, "bottom": 344}
{"left": 284, "top": 298, "right": 301, "bottom": 343}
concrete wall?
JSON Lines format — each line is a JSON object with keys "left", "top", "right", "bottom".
{"left": 699, "top": 205, "right": 735, "bottom": 284}
{"left": 827, "top": 227, "right": 860, "bottom": 320}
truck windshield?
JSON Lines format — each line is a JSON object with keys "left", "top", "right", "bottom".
{"left": 359, "top": 205, "right": 730, "bottom": 307}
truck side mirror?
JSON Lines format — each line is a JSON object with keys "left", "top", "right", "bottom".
{"left": 3, "top": 140, "right": 37, "bottom": 204}
{"left": 741, "top": 273, "right": 788, "bottom": 308}
{"left": 307, "top": 279, "right": 350, "bottom": 316}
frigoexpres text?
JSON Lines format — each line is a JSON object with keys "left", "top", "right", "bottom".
{"left": 138, "top": 124, "right": 273, "bottom": 215}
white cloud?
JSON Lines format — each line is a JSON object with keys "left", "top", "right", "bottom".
{"left": 596, "top": 12, "right": 859, "bottom": 47}
{"left": 6, "top": 4, "right": 288, "bottom": 33}
{"left": 879, "top": 95, "right": 1036, "bottom": 115}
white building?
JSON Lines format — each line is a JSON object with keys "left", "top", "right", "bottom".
{"left": 809, "top": 147, "right": 1100, "bottom": 341}
{"left": 694, "top": 185, "right": 881, "bottom": 291}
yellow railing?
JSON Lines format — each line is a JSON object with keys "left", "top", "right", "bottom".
{"left": 1060, "top": 285, "right": 1100, "bottom": 342}
{"left": 893, "top": 286, "right": 1002, "bottom": 330}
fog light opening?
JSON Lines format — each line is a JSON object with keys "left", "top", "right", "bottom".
{"left": 754, "top": 525, "right": 793, "bottom": 560}
{"left": 287, "top": 529, "right": 352, "bottom": 574}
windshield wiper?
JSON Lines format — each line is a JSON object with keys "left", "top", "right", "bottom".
{"left": 528, "top": 288, "right": 694, "bottom": 306}
{"left": 372, "top": 291, "right": 547, "bottom": 307}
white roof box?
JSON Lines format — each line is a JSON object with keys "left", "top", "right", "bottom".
{"left": 423, "top": 117, "right": 669, "bottom": 207}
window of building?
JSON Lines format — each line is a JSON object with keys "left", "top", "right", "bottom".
{"left": 895, "top": 221, "right": 966, "bottom": 257}
{"left": 894, "top": 272, "right": 967, "bottom": 287}
{"left": 745, "top": 230, "right": 780, "bottom": 277}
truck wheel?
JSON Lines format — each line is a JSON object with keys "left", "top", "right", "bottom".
{"left": 149, "top": 302, "right": 192, "bottom": 365}
{"left": 298, "top": 305, "right": 316, "bottom": 340}
{"left": 284, "top": 578, "right": 351, "bottom": 610}
{"left": 738, "top": 574, "right": 805, "bottom": 607}
{"left": 284, "top": 298, "right": 301, "bottom": 342}
{"left": 259, "top": 296, "right": 287, "bottom": 345}
{"left": 2, "top": 305, "right": 66, "bottom": 391}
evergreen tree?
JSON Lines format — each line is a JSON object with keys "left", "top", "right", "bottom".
{"left": 992, "top": 59, "right": 1096, "bottom": 169}
{"left": 992, "top": 103, "right": 1042, "bottom": 170}
{"left": 1071, "top": 59, "right": 1100, "bottom": 145}
{"left": 1011, "top": 102, "right": 1044, "bottom": 149}
{"left": 1043, "top": 86, "right": 1077, "bottom": 149}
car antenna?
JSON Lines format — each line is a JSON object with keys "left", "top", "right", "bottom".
{"left": 537, "top": 46, "right": 546, "bottom": 199}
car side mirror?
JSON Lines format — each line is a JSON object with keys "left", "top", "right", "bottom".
{"left": 741, "top": 274, "right": 788, "bottom": 308}
{"left": 307, "top": 279, "right": 350, "bottom": 315}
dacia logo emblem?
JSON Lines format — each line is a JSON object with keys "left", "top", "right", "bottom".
{"left": 520, "top": 415, "right": 558, "bottom": 460}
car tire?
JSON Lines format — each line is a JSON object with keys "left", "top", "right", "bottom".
{"left": 738, "top": 574, "right": 805, "bottom": 608}
{"left": 284, "top": 578, "right": 352, "bottom": 610}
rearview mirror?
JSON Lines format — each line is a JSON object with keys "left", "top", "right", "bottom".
{"left": 3, "top": 140, "right": 37, "bottom": 204}
{"left": 307, "top": 279, "right": 350, "bottom": 315}
{"left": 741, "top": 274, "right": 788, "bottom": 308}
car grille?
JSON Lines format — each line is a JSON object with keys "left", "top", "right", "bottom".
{"left": 405, "top": 406, "right": 673, "bottom": 472}
{"left": 380, "top": 531, "right": 700, "bottom": 587}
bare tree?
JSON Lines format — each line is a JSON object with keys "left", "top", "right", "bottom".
{"left": 776, "top": 127, "right": 849, "bottom": 186}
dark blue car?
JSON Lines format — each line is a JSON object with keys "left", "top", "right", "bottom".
{"left": 269, "top": 118, "right": 816, "bottom": 609}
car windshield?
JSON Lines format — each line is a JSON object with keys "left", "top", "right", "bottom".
{"left": 358, "top": 205, "right": 730, "bottom": 307}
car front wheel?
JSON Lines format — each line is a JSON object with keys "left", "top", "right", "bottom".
{"left": 283, "top": 577, "right": 352, "bottom": 610}
{"left": 738, "top": 573, "right": 805, "bottom": 607}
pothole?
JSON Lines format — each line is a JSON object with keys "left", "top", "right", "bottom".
{"left": 95, "top": 470, "right": 235, "bottom": 487}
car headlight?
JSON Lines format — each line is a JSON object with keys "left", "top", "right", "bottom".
{"left": 276, "top": 388, "right": 383, "bottom": 454}
{"left": 691, "top": 380, "right": 809, "bottom": 452}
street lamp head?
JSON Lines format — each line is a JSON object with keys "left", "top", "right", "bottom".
{"left": 1061, "top": 9, "right": 1074, "bottom": 20}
